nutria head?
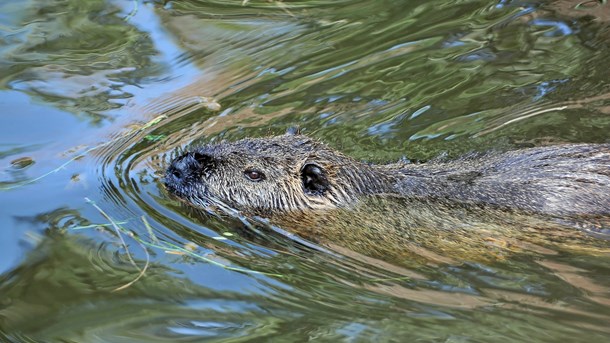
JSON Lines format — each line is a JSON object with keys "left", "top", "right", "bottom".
{"left": 165, "top": 135, "right": 390, "bottom": 214}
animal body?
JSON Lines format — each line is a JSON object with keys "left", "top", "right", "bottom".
{"left": 165, "top": 135, "right": 610, "bottom": 263}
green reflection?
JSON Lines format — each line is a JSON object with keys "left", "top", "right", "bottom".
{"left": 2, "top": 0, "right": 610, "bottom": 341}
{"left": 0, "top": 0, "right": 160, "bottom": 120}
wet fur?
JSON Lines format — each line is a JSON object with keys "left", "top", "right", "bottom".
{"left": 165, "top": 135, "right": 610, "bottom": 263}
{"left": 166, "top": 135, "right": 609, "bottom": 218}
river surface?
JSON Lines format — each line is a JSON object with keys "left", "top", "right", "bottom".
{"left": 1, "top": 0, "right": 610, "bottom": 342}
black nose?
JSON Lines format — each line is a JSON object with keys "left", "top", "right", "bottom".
{"left": 165, "top": 151, "right": 213, "bottom": 187}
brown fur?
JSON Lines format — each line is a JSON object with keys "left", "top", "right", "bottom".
{"left": 165, "top": 134, "right": 610, "bottom": 263}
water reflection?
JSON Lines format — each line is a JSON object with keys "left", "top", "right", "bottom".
{"left": 1, "top": 0, "right": 610, "bottom": 341}
{"left": 0, "top": 0, "right": 160, "bottom": 119}
{"left": 3, "top": 220, "right": 610, "bottom": 341}
{"left": 0, "top": 223, "right": 288, "bottom": 342}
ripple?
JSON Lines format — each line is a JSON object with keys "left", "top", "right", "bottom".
{"left": 3, "top": 0, "right": 610, "bottom": 341}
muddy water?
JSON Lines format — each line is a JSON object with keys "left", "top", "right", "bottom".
{"left": 1, "top": 0, "right": 610, "bottom": 341}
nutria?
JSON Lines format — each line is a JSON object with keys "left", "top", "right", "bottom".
{"left": 165, "top": 134, "right": 610, "bottom": 263}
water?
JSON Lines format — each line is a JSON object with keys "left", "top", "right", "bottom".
{"left": 1, "top": 0, "right": 610, "bottom": 341}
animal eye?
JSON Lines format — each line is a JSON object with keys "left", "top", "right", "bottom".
{"left": 244, "top": 169, "right": 265, "bottom": 182}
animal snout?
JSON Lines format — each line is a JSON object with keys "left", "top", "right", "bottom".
{"left": 165, "top": 151, "right": 213, "bottom": 188}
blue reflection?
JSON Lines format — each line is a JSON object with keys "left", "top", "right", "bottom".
{"left": 496, "top": 0, "right": 508, "bottom": 9}
{"left": 533, "top": 79, "right": 569, "bottom": 101}
{"left": 531, "top": 19, "right": 574, "bottom": 36}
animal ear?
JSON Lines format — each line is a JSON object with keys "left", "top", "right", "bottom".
{"left": 301, "top": 163, "right": 329, "bottom": 195}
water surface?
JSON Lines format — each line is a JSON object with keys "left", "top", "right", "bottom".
{"left": 1, "top": 0, "right": 610, "bottom": 341}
